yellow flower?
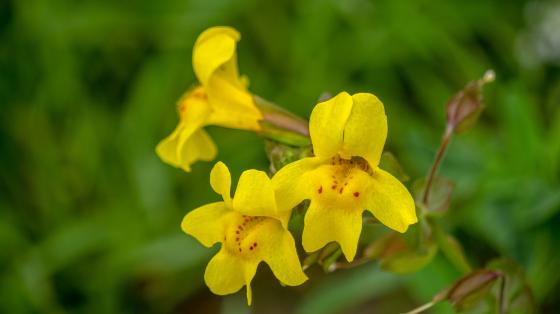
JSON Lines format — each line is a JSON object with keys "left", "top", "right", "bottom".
{"left": 156, "top": 26, "right": 262, "bottom": 172}
{"left": 182, "top": 162, "right": 307, "bottom": 305}
{"left": 272, "top": 92, "right": 417, "bottom": 262}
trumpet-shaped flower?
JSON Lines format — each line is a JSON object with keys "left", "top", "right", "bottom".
{"left": 157, "top": 26, "right": 262, "bottom": 172}
{"left": 272, "top": 92, "right": 417, "bottom": 262}
{"left": 182, "top": 162, "right": 307, "bottom": 305}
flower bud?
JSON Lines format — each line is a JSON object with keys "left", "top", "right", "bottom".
{"left": 441, "top": 270, "right": 501, "bottom": 310}
{"left": 446, "top": 70, "right": 495, "bottom": 133}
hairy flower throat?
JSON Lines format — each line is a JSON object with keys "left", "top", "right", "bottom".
{"left": 224, "top": 213, "right": 272, "bottom": 257}
{"left": 312, "top": 156, "right": 373, "bottom": 209}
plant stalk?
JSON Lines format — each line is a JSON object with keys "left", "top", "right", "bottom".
{"left": 422, "top": 124, "right": 454, "bottom": 206}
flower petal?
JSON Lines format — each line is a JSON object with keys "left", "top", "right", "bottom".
{"left": 181, "top": 202, "right": 230, "bottom": 247}
{"left": 271, "top": 157, "right": 323, "bottom": 213}
{"left": 157, "top": 86, "right": 215, "bottom": 172}
{"left": 204, "top": 247, "right": 259, "bottom": 305}
{"left": 366, "top": 168, "right": 417, "bottom": 233}
{"left": 210, "top": 162, "right": 232, "bottom": 204}
{"left": 232, "top": 169, "right": 287, "bottom": 226}
{"left": 339, "top": 93, "right": 387, "bottom": 167}
{"left": 177, "top": 86, "right": 212, "bottom": 123}
{"left": 205, "top": 76, "right": 262, "bottom": 131}
{"left": 193, "top": 26, "right": 241, "bottom": 86}
{"left": 156, "top": 125, "right": 182, "bottom": 168}
{"left": 258, "top": 223, "right": 308, "bottom": 286}
{"left": 309, "top": 91, "right": 353, "bottom": 158}
{"left": 177, "top": 128, "right": 217, "bottom": 172}
{"left": 192, "top": 27, "right": 262, "bottom": 131}
{"left": 302, "top": 202, "right": 363, "bottom": 262}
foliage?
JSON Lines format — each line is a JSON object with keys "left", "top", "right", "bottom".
{"left": 1, "top": 0, "right": 559, "bottom": 313}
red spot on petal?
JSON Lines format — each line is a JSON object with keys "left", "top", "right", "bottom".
{"left": 253, "top": 242, "right": 257, "bottom": 247}
{"left": 239, "top": 248, "right": 242, "bottom": 252}
{"left": 331, "top": 185, "right": 337, "bottom": 190}
{"left": 339, "top": 187, "right": 344, "bottom": 194}
{"left": 236, "top": 237, "right": 239, "bottom": 241}
{"left": 249, "top": 246, "right": 253, "bottom": 250}
{"left": 353, "top": 192, "right": 360, "bottom": 197}
{"left": 318, "top": 186, "right": 323, "bottom": 194}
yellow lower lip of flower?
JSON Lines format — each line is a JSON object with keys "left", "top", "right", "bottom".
{"left": 222, "top": 213, "right": 273, "bottom": 256}
{"left": 273, "top": 154, "right": 417, "bottom": 262}
{"left": 313, "top": 155, "right": 373, "bottom": 205}
{"left": 183, "top": 162, "right": 308, "bottom": 305}
{"left": 192, "top": 209, "right": 308, "bottom": 305}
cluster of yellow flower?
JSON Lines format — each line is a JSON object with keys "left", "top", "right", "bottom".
{"left": 156, "top": 26, "right": 417, "bottom": 305}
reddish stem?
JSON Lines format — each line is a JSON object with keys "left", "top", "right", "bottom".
{"left": 422, "top": 125, "right": 454, "bottom": 206}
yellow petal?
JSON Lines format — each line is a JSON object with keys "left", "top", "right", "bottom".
{"left": 210, "top": 162, "right": 232, "bottom": 205}
{"left": 156, "top": 125, "right": 182, "bottom": 168}
{"left": 309, "top": 91, "right": 353, "bottom": 158}
{"left": 302, "top": 202, "right": 363, "bottom": 262}
{"left": 339, "top": 93, "right": 387, "bottom": 167}
{"left": 271, "top": 157, "right": 323, "bottom": 213}
{"left": 193, "top": 26, "right": 241, "bottom": 86}
{"left": 181, "top": 202, "right": 230, "bottom": 247}
{"left": 204, "top": 247, "right": 259, "bottom": 305}
{"left": 177, "top": 128, "right": 217, "bottom": 172}
{"left": 366, "top": 168, "right": 417, "bottom": 233}
{"left": 157, "top": 86, "right": 216, "bottom": 172}
{"left": 192, "top": 27, "right": 262, "bottom": 131}
{"left": 232, "top": 169, "right": 288, "bottom": 226}
{"left": 176, "top": 86, "right": 210, "bottom": 121}
{"left": 305, "top": 162, "right": 373, "bottom": 211}
{"left": 233, "top": 215, "right": 307, "bottom": 286}
{"left": 259, "top": 223, "right": 308, "bottom": 286}
{"left": 205, "top": 76, "right": 262, "bottom": 131}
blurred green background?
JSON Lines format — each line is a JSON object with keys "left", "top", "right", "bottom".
{"left": 1, "top": 0, "right": 559, "bottom": 313}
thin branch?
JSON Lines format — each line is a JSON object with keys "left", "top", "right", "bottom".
{"left": 422, "top": 125, "right": 454, "bottom": 206}
{"left": 401, "top": 301, "right": 435, "bottom": 314}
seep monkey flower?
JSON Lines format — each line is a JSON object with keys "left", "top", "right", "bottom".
{"left": 182, "top": 162, "right": 307, "bottom": 305}
{"left": 157, "top": 27, "right": 262, "bottom": 172}
{"left": 271, "top": 92, "right": 417, "bottom": 262}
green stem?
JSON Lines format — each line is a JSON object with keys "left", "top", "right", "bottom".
{"left": 402, "top": 301, "right": 436, "bottom": 314}
{"left": 253, "top": 96, "right": 311, "bottom": 146}
{"left": 254, "top": 95, "right": 310, "bottom": 138}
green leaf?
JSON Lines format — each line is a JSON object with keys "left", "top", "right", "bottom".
{"left": 302, "top": 242, "right": 342, "bottom": 273}
{"left": 413, "top": 176, "right": 455, "bottom": 215}
{"left": 265, "top": 140, "right": 312, "bottom": 174}
{"left": 379, "top": 151, "right": 410, "bottom": 182}
{"left": 368, "top": 230, "right": 438, "bottom": 274}
{"left": 446, "top": 270, "right": 501, "bottom": 311}
{"left": 486, "top": 259, "right": 537, "bottom": 314}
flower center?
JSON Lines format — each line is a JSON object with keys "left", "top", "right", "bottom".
{"left": 312, "top": 156, "right": 372, "bottom": 209}
{"left": 178, "top": 88, "right": 208, "bottom": 120}
{"left": 223, "top": 213, "right": 270, "bottom": 256}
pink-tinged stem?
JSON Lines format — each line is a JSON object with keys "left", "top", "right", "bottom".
{"left": 422, "top": 124, "right": 454, "bottom": 206}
